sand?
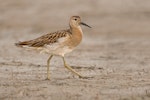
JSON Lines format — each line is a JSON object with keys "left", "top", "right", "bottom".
{"left": 0, "top": 0, "right": 150, "bottom": 100}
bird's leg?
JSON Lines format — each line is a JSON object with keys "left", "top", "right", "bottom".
{"left": 46, "top": 55, "right": 53, "bottom": 80}
{"left": 62, "top": 57, "right": 83, "bottom": 78}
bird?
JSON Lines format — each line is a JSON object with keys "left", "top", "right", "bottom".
{"left": 15, "top": 16, "right": 91, "bottom": 80}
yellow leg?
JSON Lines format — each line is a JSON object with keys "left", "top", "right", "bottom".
{"left": 62, "top": 57, "right": 83, "bottom": 78}
{"left": 46, "top": 55, "right": 53, "bottom": 80}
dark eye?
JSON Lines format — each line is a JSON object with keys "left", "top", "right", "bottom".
{"left": 74, "top": 19, "right": 77, "bottom": 21}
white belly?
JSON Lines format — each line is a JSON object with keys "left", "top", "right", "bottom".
{"left": 40, "top": 44, "right": 74, "bottom": 57}
{"left": 50, "top": 46, "right": 73, "bottom": 56}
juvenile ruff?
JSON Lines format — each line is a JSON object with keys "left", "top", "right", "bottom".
{"left": 15, "top": 16, "right": 91, "bottom": 80}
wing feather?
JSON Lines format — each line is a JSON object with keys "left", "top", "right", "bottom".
{"left": 15, "top": 29, "right": 71, "bottom": 47}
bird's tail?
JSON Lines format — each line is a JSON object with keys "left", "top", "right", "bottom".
{"left": 15, "top": 41, "right": 31, "bottom": 47}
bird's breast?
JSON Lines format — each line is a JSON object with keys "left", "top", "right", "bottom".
{"left": 67, "top": 27, "right": 83, "bottom": 48}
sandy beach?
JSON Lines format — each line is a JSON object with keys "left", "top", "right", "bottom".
{"left": 0, "top": 0, "right": 150, "bottom": 100}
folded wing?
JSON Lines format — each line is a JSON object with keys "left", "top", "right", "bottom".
{"left": 15, "top": 29, "right": 71, "bottom": 47}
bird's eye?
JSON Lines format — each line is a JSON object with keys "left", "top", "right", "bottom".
{"left": 74, "top": 19, "right": 77, "bottom": 21}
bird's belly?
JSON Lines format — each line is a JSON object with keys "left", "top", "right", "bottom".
{"left": 52, "top": 46, "right": 73, "bottom": 56}
{"left": 40, "top": 44, "right": 73, "bottom": 56}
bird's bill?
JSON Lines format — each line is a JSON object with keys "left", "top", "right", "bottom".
{"left": 80, "top": 22, "right": 92, "bottom": 28}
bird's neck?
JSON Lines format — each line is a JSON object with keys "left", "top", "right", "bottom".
{"left": 70, "top": 26, "right": 83, "bottom": 38}
{"left": 69, "top": 26, "right": 83, "bottom": 47}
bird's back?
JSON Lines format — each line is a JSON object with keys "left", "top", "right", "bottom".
{"left": 15, "top": 29, "right": 72, "bottom": 47}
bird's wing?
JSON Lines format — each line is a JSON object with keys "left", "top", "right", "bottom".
{"left": 15, "top": 29, "right": 71, "bottom": 47}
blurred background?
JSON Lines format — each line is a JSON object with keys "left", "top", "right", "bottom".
{"left": 1, "top": 0, "right": 150, "bottom": 34}
{"left": 0, "top": 0, "right": 150, "bottom": 100}
{"left": 0, "top": 0, "right": 150, "bottom": 56}
{"left": 0, "top": 0, "right": 150, "bottom": 59}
